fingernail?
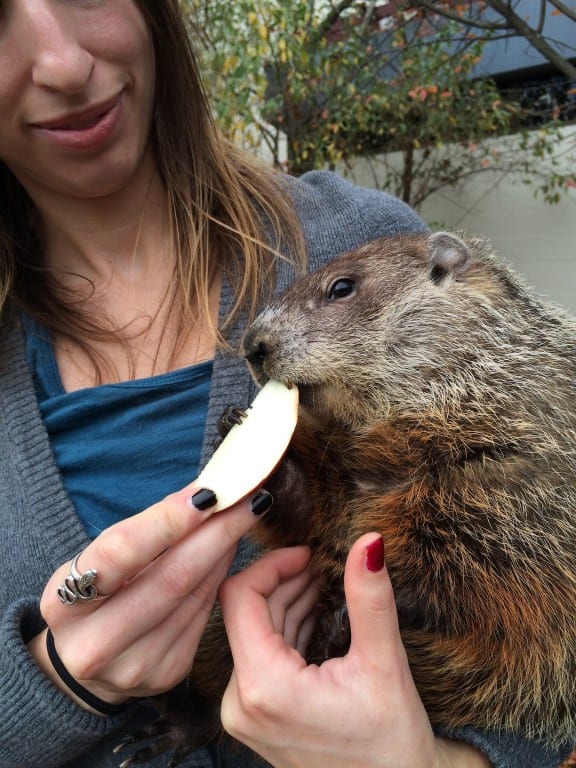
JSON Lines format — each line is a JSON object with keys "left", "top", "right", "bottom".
{"left": 365, "top": 536, "right": 385, "bottom": 572}
{"left": 189, "top": 488, "right": 218, "bottom": 511}
{"left": 251, "top": 490, "right": 273, "bottom": 516}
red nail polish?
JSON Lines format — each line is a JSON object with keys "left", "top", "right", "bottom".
{"left": 365, "top": 536, "right": 385, "bottom": 572}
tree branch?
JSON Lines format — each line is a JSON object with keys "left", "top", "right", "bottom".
{"left": 408, "top": 0, "right": 509, "bottom": 31}
{"left": 315, "top": 0, "right": 358, "bottom": 40}
{"left": 358, "top": 0, "right": 378, "bottom": 37}
{"left": 488, "top": 0, "right": 576, "bottom": 79}
{"left": 411, "top": 1, "right": 576, "bottom": 80}
{"left": 548, "top": 0, "right": 576, "bottom": 24}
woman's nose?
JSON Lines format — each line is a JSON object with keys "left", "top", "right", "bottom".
{"left": 23, "top": 1, "right": 95, "bottom": 94}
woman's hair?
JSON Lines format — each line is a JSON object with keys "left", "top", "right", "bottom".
{"left": 0, "top": 0, "right": 305, "bottom": 378}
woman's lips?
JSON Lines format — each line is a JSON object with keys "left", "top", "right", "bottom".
{"left": 29, "top": 92, "right": 124, "bottom": 150}
{"left": 43, "top": 110, "right": 108, "bottom": 131}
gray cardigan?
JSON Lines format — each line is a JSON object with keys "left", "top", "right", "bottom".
{"left": 0, "top": 171, "right": 569, "bottom": 768}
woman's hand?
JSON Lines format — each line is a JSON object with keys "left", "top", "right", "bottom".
{"left": 29, "top": 484, "right": 271, "bottom": 713}
{"left": 219, "top": 534, "right": 491, "bottom": 768}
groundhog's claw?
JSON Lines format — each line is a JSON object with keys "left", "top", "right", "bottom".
{"left": 113, "top": 720, "right": 195, "bottom": 768}
{"left": 217, "top": 405, "right": 248, "bottom": 438}
{"left": 113, "top": 685, "right": 223, "bottom": 766}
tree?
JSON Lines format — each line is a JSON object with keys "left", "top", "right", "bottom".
{"left": 407, "top": 1, "right": 576, "bottom": 81}
{"left": 182, "top": 1, "right": 575, "bottom": 210}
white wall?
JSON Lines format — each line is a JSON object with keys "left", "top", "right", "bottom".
{"left": 341, "top": 128, "right": 576, "bottom": 315}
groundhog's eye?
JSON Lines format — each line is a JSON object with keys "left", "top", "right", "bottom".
{"left": 327, "top": 277, "right": 356, "bottom": 301}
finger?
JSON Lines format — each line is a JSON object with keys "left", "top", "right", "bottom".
{"left": 43, "top": 482, "right": 220, "bottom": 609}
{"left": 294, "top": 610, "right": 317, "bottom": 657}
{"left": 53, "top": 495, "right": 263, "bottom": 656}
{"left": 344, "top": 533, "right": 407, "bottom": 668}
{"left": 266, "top": 564, "right": 318, "bottom": 637}
{"left": 86, "top": 540, "right": 237, "bottom": 659}
{"left": 270, "top": 573, "right": 320, "bottom": 649}
{"left": 96, "top": 556, "right": 232, "bottom": 696}
{"left": 220, "top": 547, "right": 312, "bottom": 669}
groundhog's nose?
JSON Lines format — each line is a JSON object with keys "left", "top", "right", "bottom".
{"left": 243, "top": 337, "right": 268, "bottom": 373}
{"left": 242, "top": 324, "right": 276, "bottom": 382}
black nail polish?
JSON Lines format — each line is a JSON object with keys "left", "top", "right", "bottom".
{"left": 190, "top": 488, "right": 218, "bottom": 511}
{"left": 251, "top": 490, "right": 273, "bottom": 516}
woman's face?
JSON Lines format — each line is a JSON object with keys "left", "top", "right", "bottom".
{"left": 0, "top": 0, "right": 156, "bottom": 202}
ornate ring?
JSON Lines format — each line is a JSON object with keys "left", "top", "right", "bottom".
{"left": 56, "top": 554, "right": 109, "bottom": 606}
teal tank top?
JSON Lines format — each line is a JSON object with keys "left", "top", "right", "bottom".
{"left": 23, "top": 316, "right": 212, "bottom": 539}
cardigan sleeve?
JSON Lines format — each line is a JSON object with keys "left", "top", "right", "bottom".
{"left": 0, "top": 598, "right": 133, "bottom": 767}
{"left": 438, "top": 725, "right": 574, "bottom": 768}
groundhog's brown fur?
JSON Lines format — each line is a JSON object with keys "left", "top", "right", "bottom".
{"left": 239, "top": 231, "right": 576, "bottom": 751}
{"left": 120, "top": 232, "right": 576, "bottom": 766}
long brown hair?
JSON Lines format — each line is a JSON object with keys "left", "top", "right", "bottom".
{"left": 0, "top": 0, "right": 305, "bottom": 376}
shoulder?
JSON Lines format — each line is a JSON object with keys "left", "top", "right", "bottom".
{"left": 285, "top": 170, "right": 429, "bottom": 271}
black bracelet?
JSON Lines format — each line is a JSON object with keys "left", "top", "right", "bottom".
{"left": 45, "top": 629, "right": 130, "bottom": 716}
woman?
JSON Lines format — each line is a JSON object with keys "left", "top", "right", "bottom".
{"left": 0, "top": 1, "right": 571, "bottom": 767}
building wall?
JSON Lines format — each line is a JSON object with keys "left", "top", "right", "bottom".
{"left": 340, "top": 128, "right": 576, "bottom": 315}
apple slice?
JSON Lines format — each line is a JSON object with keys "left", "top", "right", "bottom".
{"left": 197, "top": 379, "right": 299, "bottom": 513}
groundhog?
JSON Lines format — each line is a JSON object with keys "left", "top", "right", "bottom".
{"left": 118, "top": 231, "right": 576, "bottom": 766}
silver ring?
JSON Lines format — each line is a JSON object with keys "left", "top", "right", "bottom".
{"left": 56, "top": 554, "right": 109, "bottom": 606}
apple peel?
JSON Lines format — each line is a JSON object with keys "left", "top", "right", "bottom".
{"left": 197, "top": 379, "right": 299, "bottom": 513}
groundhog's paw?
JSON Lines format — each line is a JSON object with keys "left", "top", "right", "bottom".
{"left": 112, "top": 687, "right": 222, "bottom": 767}
{"left": 217, "top": 405, "right": 248, "bottom": 439}
{"left": 113, "top": 721, "right": 180, "bottom": 767}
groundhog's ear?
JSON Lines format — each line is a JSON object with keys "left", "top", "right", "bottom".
{"left": 426, "top": 232, "right": 471, "bottom": 286}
